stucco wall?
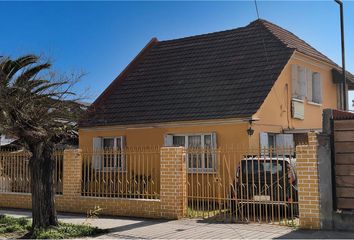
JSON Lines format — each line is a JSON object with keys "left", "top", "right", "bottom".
{"left": 79, "top": 122, "right": 250, "bottom": 150}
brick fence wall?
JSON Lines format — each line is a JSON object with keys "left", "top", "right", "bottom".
{"left": 0, "top": 138, "right": 323, "bottom": 228}
{"left": 0, "top": 148, "right": 187, "bottom": 220}
{"left": 160, "top": 147, "right": 187, "bottom": 219}
{"left": 296, "top": 132, "right": 321, "bottom": 229}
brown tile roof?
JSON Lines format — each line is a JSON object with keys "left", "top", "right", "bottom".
{"left": 261, "top": 20, "right": 354, "bottom": 84}
{"left": 80, "top": 19, "right": 352, "bottom": 127}
{"left": 261, "top": 20, "right": 335, "bottom": 65}
{"left": 333, "top": 109, "right": 354, "bottom": 120}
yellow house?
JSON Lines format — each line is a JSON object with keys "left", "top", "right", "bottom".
{"left": 79, "top": 19, "right": 354, "bottom": 171}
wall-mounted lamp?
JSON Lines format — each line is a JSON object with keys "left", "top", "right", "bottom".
{"left": 247, "top": 126, "right": 254, "bottom": 136}
{"left": 246, "top": 118, "right": 259, "bottom": 136}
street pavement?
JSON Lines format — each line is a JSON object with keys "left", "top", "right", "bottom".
{"left": 1, "top": 209, "right": 354, "bottom": 239}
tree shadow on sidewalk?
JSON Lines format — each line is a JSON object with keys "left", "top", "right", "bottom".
{"left": 92, "top": 217, "right": 169, "bottom": 238}
{"left": 275, "top": 229, "right": 354, "bottom": 239}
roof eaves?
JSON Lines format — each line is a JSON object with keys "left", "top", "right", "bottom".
{"left": 79, "top": 115, "right": 253, "bottom": 129}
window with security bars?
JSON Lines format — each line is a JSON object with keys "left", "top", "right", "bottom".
{"left": 165, "top": 133, "right": 217, "bottom": 172}
{"left": 92, "top": 136, "right": 125, "bottom": 171}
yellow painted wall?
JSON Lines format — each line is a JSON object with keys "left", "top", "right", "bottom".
{"left": 79, "top": 123, "right": 249, "bottom": 150}
{"left": 249, "top": 52, "right": 338, "bottom": 147}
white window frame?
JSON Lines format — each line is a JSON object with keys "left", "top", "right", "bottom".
{"left": 95, "top": 136, "right": 125, "bottom": 171}
{"left": 170, "top": 133, "right": 217, "bottom": 173}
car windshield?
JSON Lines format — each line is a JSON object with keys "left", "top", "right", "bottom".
{"left": 241, "top": 160, "right": 286, "bottom": 175}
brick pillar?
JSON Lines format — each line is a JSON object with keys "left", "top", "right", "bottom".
{"left": 296, "top": 132, "right": 321, "bottom": 229}
{"left": 160, "top": 147, "right": 187, "bottom": 219}
{"left": 63, "top": 149, "right": 82, "bottom": 198}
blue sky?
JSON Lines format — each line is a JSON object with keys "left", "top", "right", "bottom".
{"left": 1, "top": 1, "right": 354, "bottom": 107}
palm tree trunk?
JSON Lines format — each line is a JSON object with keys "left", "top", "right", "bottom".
{"left": 29, "top": 143, "right": 58, "bottom": 228}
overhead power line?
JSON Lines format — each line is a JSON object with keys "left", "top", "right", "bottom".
{"left": 254, "top": 0, "right": 260, "bottom": 19}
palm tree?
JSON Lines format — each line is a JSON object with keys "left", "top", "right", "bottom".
{"left": 0, "top": 55, "right": 83, "bottom": 228}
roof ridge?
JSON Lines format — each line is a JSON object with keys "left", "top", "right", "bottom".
{"left": 249, "top": 19, "right": 299, "bottom": 52}
{"left": 159, "top": 22, "right": 253, "bottom": 44}
{"left": 250, "top": 19, "right": 294, "bottom": 50}
{"left": 257, "top": 19, "right": 336, "bottom": 65}
{"left": 158, "top": 18, "right": 298, "bottom": 49}
{"left": 158, "top": 18, "right": 339, "bottom": 72}
{"left": 259, "top": 19, "right": 308, "bottom": 49}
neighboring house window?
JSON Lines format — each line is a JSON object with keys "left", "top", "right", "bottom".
{"left": 164, "top": 133, "right": 217, "bottom": 172}
{"left": 92, "top": 136, "right": 125, "bottom": 170}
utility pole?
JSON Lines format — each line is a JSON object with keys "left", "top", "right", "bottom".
{"left": 335, "top": 0, "right": 347, "bottom": 110}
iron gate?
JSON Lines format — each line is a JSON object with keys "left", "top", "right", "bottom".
{"left": 186, "top": 147, "right": 299, "bottom": 226}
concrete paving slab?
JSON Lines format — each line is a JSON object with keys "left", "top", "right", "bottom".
{"left": 1, "top": 208, "right": 354, "bottom": 239}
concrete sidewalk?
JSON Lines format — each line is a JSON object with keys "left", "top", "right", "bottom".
{"left": 1, "top": 209, "right": 354, "bottom": 239}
